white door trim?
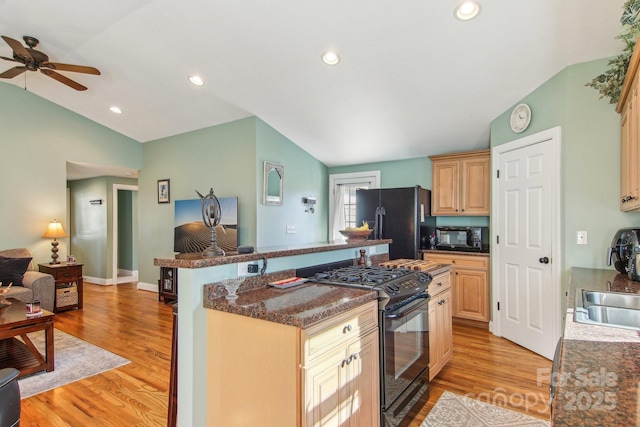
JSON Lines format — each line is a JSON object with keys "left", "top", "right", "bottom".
{"left": 328, "top": 171, "right": 380, "bottom": 240}
{"left": 112, "top": 184, "right": 138, "bottom": 286}
{"left": 490, "top": 126, "right": 562, "bottom": 349}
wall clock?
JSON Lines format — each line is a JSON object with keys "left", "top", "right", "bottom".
{"left": 510, "top": 103, "right": 532, "bottom": 133}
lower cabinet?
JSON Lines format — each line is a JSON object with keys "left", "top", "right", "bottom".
{"left": 206, "top": 300, "right": 379, "bottom": 427}
{"left": 423, "top": 253, "right": 490, "bottom": 326}
{"left": 428, "top": 271, "right": 453, "bottom": 381}
{"left": 304, "top": 329, "right": 379, "bottom": 427}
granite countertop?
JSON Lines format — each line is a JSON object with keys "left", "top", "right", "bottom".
{"left": 203, "top": 281, "right": 377, "bottom": 328}
{"left": 155, "top": 239, "right": 392, "bottom": 269}
{"left": 552, "top": 267, "right": 640, "bottom": 426}
{"left": 420, "top": 249, "right": 490, "bottom": 257}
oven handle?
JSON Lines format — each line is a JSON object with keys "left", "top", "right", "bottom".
{"left": 385, "top": 294, "right": 430, "bottom": 319}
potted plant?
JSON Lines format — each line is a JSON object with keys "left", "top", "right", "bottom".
{"left": 586, "top": 0, "right": 640, "bottom": 104}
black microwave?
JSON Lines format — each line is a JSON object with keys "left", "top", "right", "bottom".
{"left": 435, "top": 227, "right": 488, "bottom": 252}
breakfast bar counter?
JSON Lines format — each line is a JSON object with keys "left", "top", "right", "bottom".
{"left": 552, "top": 267, "right": 640, "bottom": 426}
{"left": 203, "top": 281, "right": 377, "bottom": 328}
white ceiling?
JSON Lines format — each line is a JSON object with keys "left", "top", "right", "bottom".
{"left": 1, "top": 0, "right": 624, "bottom": 169}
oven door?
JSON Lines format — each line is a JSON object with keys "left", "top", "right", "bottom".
{"left": 381, "top": 293, "right": 430, "bottom": 411}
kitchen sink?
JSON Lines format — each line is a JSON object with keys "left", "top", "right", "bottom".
{"left": 574, "top": 289, "right": 640, "bottom": 331}
{"left": 582, "top": 290, "right": 640, "bottom": 310}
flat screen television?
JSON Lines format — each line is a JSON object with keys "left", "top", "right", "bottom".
{"left": 174, "top": 197, "right": 238, "bottom": 254}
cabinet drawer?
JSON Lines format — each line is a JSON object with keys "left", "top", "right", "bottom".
{"left": 51, "top": 266, "right": 82, "bottom": 281}
{"left": 423, "top": 253, "right": 488, "bottom": 270}
{"left": 303, "top": 300, "right": 377, "bottom": 364}
{"left": 430, "top": 271, "right": 451, "bottom": 298}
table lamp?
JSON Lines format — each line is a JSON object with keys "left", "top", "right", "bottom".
{"left": 42, "top": 219, "right": 68, "bottom": 264}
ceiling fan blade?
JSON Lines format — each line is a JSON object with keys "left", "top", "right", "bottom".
{"left": 1, "top": 36, "right": 32, "bottom": 60}
{"left": 0, "top": 56, "right": 19, "bottom": 63}
{"left": 41, "top": 69, "right": 87, "bottom": 91}
{"left": 42, "top": 62, "right": 100, "bottom": 75}
{"left": 0, "top": 66, "right": 26, "bottom": 78}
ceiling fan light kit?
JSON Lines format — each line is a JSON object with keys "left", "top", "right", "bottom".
{"left": 0, "top": 35, "right": 100, "bottom": 91}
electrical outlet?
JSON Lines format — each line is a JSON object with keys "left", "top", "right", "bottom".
{"left": 577, "top": 231, "right": 588, "bottom": 245}
{"left": 369, "top": 246, "right": 377, "bottom": 254}
{"left": 286, "top": 225, "right": 296, "bottom": 234}
{"left": 237, "top": 261, "right": 258, "bottom": 276}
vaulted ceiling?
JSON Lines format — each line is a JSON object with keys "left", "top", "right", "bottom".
{"left": 1, "top": 0, "right": 624, "bottom": 167}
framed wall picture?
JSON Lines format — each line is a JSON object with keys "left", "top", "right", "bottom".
{"left": 158, "top": 179, "right": 170, "bottom": 204}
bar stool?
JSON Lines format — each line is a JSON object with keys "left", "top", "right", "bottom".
{"left": 167, "top": 303, "right": 178, "bottom": 427}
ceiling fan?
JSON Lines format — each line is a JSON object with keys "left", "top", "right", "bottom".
{"left": 0, "top": 35, "right": 100, "bottom": 91}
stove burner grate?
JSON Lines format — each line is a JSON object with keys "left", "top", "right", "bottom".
{"left": 314, "top": 266, "right": 413, "bottom": 286}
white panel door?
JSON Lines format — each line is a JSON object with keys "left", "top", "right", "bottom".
{"left": 497, "top": 138, "right": 556, "bottom": 359}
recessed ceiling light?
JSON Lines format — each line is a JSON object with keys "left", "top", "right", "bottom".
{"left": 321, "top": 51, "right": 340, "bottom": 66}
{"left": 109, "top": 106, "right": 122, "bottom": 114}
{"left": 455, "top": 1, "right": 481, "bottom": 21}
{"left": 189, "top": 75, "right": 204, "bottom": 86}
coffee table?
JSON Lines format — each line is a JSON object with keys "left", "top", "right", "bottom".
{"left": 0, "top": 298, "right": 55, "bottom": 378}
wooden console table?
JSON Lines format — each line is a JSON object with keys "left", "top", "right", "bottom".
{"left": 39, "top": 262, "right": 84, "bottom": 312}
{"left": 0, "top": 298, "right": 55, "bottom": 378}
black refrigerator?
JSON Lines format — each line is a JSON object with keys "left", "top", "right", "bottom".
{"left": 355, "top": 185, "right": 436, "bottom": 260}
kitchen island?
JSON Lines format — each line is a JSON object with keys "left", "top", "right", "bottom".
{"left": 552, "top": 268, "right": 640, "bottom": 426}
{"left": 204, "top": 282, "right": 379, "bottom": 426}
{"left": 155, "top": 239, "right": 390, "bottom": 427}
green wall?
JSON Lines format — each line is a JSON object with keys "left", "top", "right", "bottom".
{"left": 68, "top": 176, "right": 138, "bottom": 279}
{"left": 0, "top": 82, "right": 141, "bottom": 264}
{"left": 139, "top": 117, "right": 329, "bottom": 287}
{"left": 118, "top": 189, "right": 135, "bottom": 271}
{"left": 329, "top": 157, "right": 431, "bottom": 188}
{"left": 490, "top": 58, "right": 640, "bottom": 286}
{"left": 256, "top": 118, "right": 329, "bottom": 245}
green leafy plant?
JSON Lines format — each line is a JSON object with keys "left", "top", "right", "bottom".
{"left": 586, "top": 0, "right": 640, "bottom": 104}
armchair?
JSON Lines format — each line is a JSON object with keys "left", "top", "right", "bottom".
{"left": 0, "top": 248, "right": 55, "bottom": 312}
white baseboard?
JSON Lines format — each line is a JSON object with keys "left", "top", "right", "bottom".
{"left": 84, "top": 276, "right": 112, "bottom": 286}
{"left": 85, "top": 274, "right": 139, "bottom": 286}
{"left": 137, "top": 281, "right": 158, "bottom": 293}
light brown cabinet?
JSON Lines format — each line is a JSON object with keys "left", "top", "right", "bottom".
{"left": 429, "top": 150, "right": 491, "bottom": 216}
{"left": 423, "top": 253, "right": 489, "bottom": 327}
{"left": 206, "top": 300, "right": 379, "bottom": 427}
{"left": 428, "top": 270, "right": 453, "bottom": 381}
{"left": 617, "top": 42, "right": 640, "bottom": 211}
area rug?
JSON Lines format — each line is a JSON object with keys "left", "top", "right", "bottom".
{"left": 17, "top": 329, "right": 130, "bottom": 398}
{"left": 421, "top": 391, "right": 550, "bottom": 427}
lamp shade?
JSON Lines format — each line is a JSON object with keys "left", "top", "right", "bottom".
{"left": 42, "top": 220, "right": 68, "bottom": 239}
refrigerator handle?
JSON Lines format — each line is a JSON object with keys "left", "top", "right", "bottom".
{"left": 378, "top": 206, "right": 386, "bottom": 238}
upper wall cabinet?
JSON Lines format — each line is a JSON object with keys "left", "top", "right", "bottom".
{"left": 617, "top": 40, "right": 640, "bottom": 212}
{"left": 429, "top": 150, "right": 490, "bottom": 216}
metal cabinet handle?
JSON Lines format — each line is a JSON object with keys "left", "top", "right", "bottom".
{"left": 342, "top": 324, "right": 352, "bottom": 334}
{"left": 436, "top": 282, "right": 443, "bottom": 287}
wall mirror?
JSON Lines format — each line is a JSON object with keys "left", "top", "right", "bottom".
{"left": 263, "top": 161, "right": 284, "bottom": 205}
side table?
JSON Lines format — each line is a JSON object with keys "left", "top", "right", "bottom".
{"left": 38, "top": 262, "right": 84, "bottom": 313}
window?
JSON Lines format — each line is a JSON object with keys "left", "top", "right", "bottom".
{"left": 329, "top": 171, "right": 380, "bottom": 241}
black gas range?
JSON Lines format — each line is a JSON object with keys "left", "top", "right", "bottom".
{"left": 307, "top": 265, "right": 432, "bottom": 427}
{"left": 311, "top": 265, "right": 432, "bottom": 309}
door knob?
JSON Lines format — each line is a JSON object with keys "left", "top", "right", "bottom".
{"left": 539, "top": 257, "right": 550, "bottom": 264}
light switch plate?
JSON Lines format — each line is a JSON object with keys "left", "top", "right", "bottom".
{"left": 577, "top": 231, "right": 587, "bottom": 245}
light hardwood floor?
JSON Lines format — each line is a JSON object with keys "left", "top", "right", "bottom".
{"left": 21, "top": 282, "right": 173, "bottom": 427}
{"left": 401, "top": 323, "right": 553, "bottom": 426}
{"left": 20, "top": 282, "right": 551, "bottom": 426}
